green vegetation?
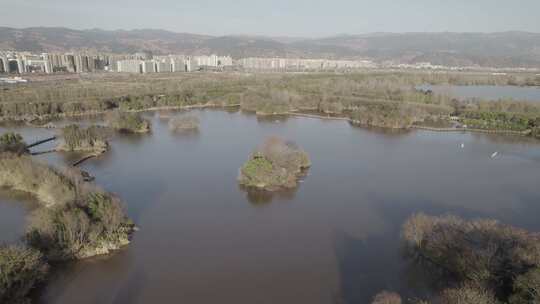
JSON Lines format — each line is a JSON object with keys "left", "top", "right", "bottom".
{"left": 106, "top": 111, "right": 150, "bottom": 133}
{"left": 0, "top": 72, "right": 539, "bottom": 137}
{"left": 0, "top": 132, "right": 28, "bottom": 154}
{"left": 58, "top": 125, "right": 109, "bottom": 153}
{"left": 0, "top": 245, "right": 49, "bottom": 304}
{"left": 239, "top": 137, "right": 310, "bottom": 191}
{"left": 168, "top": 115, "right": 200, "bottom": 132}
{"left": 240, "top": 89, "right": 293, "bottom": 115}
{"left": 401, "top": 213, "right": 540, "bottom": 304}
{"left": 349, "top": 102, "right": 450, "bottom": 129}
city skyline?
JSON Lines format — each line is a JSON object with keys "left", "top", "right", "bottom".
{"left": 1, "top": 0, "right": 540, "bottom": 37}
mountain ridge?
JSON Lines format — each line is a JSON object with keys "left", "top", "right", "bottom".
{"left": 1, "top": 27, "right": 540, "bottom": 67}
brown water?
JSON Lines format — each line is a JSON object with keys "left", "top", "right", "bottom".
{"left": 2, "top": 109, "right": 540, "bottom": 304}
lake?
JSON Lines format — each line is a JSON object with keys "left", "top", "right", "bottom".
{"left": 2, "top": 109, "right": 540, "bottom": 304}
{"left": 417, "top": 84, "right": 540, "bottom": 102}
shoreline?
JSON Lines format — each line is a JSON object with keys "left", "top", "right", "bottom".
{"left": 1, "top": 103, "right": 537, "bottom": 139}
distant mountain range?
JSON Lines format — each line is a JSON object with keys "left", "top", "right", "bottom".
{"left": 1, "top": 27, "right": 540, "bottom": 68}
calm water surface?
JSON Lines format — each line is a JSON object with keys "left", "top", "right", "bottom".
{"left": 418, "top": 84, "right": 540, "bottom": 102}
{"left": 1, "top": 109, "right": 540, "bottom": 304}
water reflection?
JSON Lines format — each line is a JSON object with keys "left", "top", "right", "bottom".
{"left": 239, "top": 185, "right": 298, "bottom": 206}
{"left": 0, "top": 188, "right": 38, "bottom": 244}
{"left": 256, "top": 114, "right": 290, "bottom": 124}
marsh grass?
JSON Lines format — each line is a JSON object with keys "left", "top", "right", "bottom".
{"left": 59, "top": 125, "right": 109, "bottom": 153}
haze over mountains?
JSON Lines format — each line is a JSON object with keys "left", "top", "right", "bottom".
{"left": 1, "top": 27, "right": 540, "bottom": 68}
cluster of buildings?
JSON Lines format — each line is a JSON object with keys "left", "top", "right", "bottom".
{"left": 1, "top": 50, "right": 377, "bottom": 75}
{"left": 0, "top": 51, "right": 118, "bottom": 74}
{"left": 116, "top": 54, "right": 233, "bottom": 73}
{"left": 239, "top": 57, "right": 376, "bottom": 70}
{"left": 0, "top": 51, "right": 234, "bottom": 75}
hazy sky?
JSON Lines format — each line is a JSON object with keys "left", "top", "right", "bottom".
{"left": 2, "top": 0, "right": 540, "bottom": 37}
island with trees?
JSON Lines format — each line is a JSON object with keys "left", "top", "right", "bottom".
{"left": 57, "top": 125, "right": 109, "bottom": 153}
{"left": 0, "top": 150, "right": 135, "bottom": 303}
{"left": 238, "top": 137, "right": 311, "bottom": 191}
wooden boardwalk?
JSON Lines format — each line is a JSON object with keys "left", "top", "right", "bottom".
{"left": 26, "top": 136, "right": 57, "bottom": 149}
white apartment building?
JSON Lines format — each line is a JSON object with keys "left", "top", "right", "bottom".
{"left": 141, "top": 60, "right": 156, "bottom": 73}
{"left": 117, "top": 60, "right": 142, "bottom": 73}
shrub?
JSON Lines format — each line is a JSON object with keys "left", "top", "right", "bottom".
{"left": 0, "top": 245, "right": 49, "bottom": 304}
{"left": 509, "top": 268, "right": 540, "bottom": 304}
{"left": 26, "top": 190, "right": 132, "bottom": 260}
{"left": 168, "top": 115, "right": 200, "bottom": 132}
{"left": 59, "top": 125, "right": 109, "bottom": 153}
{"left": 319, "top": 101, "right": 344, "bottom": 114}
{"left": 402, "top": 213, "right": 540, "bottom": 303}
{"left": 238, "top": 137, "right": 310, "bottom": 190}
{"left": 371, "top": 291, "right": 402, "bottom": 304}
{"left": 439, "top": 285, "right": 498, "bottom": 304}
{"left": 240, "top": 89, "right": 292, "bottom": 115}
{"left": 350, "top": 102, "right": 429, "bottom": 129}
{"left": 106, "top": 111, "right": 150, "bottom": 133}
{"left": 0, "top": 132, "right": 28, "bottom": 154}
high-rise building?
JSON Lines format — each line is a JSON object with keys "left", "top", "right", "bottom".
{"left": 141, "top": 60, "right": 156, "bottom": 73}
{"left": 156, "top": 59, "right": 172, "bottom": 73}
{"left": 185, "top": 57, "right": 199, "bottom": 72}
{"left": 171, "top": 58, "right": 186, "bottom": 72}
{"left": 74, "top": 55, "right": 90, "bottom": 73}
{"left": 62, "top": 54, "right": 76, "bottom": 72}
{"left": 117, "top": 60, "right": 142, "bottom": 73}
{"left": 16, "top": 58, "right": 26, "bottom": 74}
{"left": 0, "top": 56, "right": 9, "bottom": 73}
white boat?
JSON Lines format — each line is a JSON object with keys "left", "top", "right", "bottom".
{"left": 491, "top": 152, "right": 499, "bottom": 158}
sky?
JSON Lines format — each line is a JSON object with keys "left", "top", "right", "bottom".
{"left": 1, "top": 0, "right": 540, "bottom": 37}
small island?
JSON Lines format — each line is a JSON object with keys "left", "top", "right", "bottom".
{"left": 168, "top": 115, "right": 200, "bottom": 132}
{"left": 238, "top": 137, "right": 310, "bottom": 191}
{"left": 107, "top": 111, "right": 151, "bottom": 133}
{"left": 57, "top": 125, "right": 109, "bottom": 153}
